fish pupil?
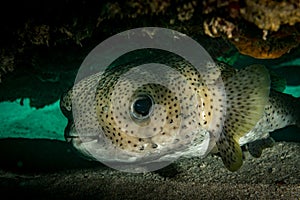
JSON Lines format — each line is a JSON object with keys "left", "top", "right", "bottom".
{"left": 133, "top": 95, "right": 153, "bottom": 117}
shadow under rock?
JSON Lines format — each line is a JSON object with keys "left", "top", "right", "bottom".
{"left": 0, "top": 138, "right": 103, "bottom": 173}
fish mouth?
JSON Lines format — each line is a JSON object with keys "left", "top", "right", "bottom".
{"left": 64, "top": 120, "right": 101, "bottom": 146}
{"left": 64, "top": 120, "right": 78, "bottom": 143}
{"left": 65, "top": 134, "right": 100, "bottom": 144}
{"left": 65, "top": 135, "right": 80, "bottom": 143}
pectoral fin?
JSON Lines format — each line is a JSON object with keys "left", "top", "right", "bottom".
{"left": 217, "top": 64, "right": 270, "bottom": 171}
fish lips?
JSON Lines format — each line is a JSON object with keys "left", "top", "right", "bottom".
{"left": 64, "top": 120, "right": 99, "bottom": 144}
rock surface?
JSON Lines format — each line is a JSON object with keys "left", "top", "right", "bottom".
{"left": 0, "top": 139, "right": 299, "bottom": 199}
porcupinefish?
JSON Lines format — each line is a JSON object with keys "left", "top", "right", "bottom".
{"left": 60, "top": 49, "right": 300, "bottom": 172}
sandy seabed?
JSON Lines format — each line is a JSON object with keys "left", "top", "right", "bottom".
{"left": 0, "top": 139, "right": 299, "bottom": 199}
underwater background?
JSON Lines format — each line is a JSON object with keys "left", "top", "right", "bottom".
{"left": 0, "top": 0, "right": 299, "bottom": 199}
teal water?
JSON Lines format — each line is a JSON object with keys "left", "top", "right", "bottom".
{"left": 284, "top": 85, "right": 300, "bottom": 97}
{"left": 0, "top": 99, "right": 66, "bottom": 140}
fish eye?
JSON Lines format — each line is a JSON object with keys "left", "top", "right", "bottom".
{"left": 130, "top": 94, "right": 154, "bottom": 120}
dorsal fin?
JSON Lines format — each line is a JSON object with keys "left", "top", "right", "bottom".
{"left": 217, "top": 64, "right": 270, "bottom": 171}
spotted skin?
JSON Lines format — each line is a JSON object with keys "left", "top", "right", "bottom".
{"left": 218, "top": 63, "right": 300, "bottom": 166}
{"left": 240, "top": 90, "right": 300, "bottom": 145}
{"left": 60, "top": 50, "right": 299, "bottom": 172}
{"left": 215, "top": 64, "right": 270, "bottom": 171}
{"left": 97, "top": 83, "right": 183, "bottom": 152}
{"left": 61, "top": 50, "right": 224, "bottom": 163}
{"left": 95, "top": 55, "right": 205, "bottom": 154}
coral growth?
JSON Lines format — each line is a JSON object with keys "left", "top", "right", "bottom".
{"left": 202, "top": 0, "right": 300, "bottom": 58}
{"left": 240, "top": 0, "right": 300, "bottom": 32}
